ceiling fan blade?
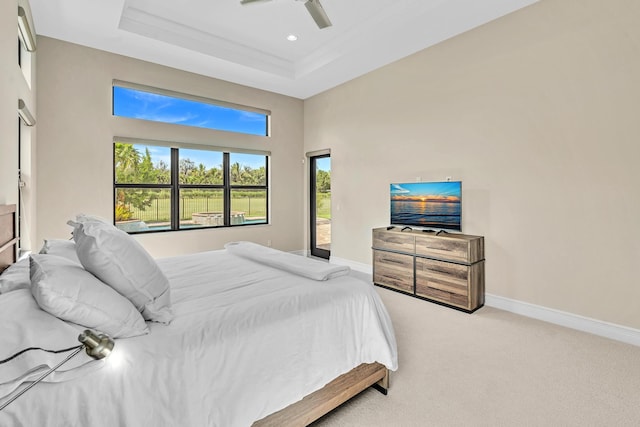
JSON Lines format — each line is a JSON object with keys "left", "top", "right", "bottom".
{"left": 305, "top": 0, "right": 332, "bottom": 29}
{"left": 240, "top": 0, "right": 272, "bottom": 5}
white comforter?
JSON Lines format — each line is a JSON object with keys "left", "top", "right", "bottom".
{"left": 224, "top": 241, "right": 351, "bottom": 280}
{"left": 0, "top": 250, "right": 397, "bottom": 427}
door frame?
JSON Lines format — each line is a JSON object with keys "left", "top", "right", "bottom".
{"left": 309, "top": 153, "right": 330, "bottom": 259}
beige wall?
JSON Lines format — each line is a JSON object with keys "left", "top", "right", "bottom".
{"left": 0, "top": 0, "right": 18, "bottom": 206}
{"left": 0, "top": 0, "right": 37, "bottom": 251}
{"left": 36, "top": 37, "right": 304, "bottom": 257}
{"left": 304, "top": 0, "right": 640, "bottom": 329}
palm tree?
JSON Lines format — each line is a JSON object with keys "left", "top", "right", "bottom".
{"left": 230, "top": 162, "right": 242, "bottom": 184}
{"left": 114, "top": 143, "right": 141, "bottom": 183}
{"left": 206, "top": 166, "right": 223, "bottom": 184}
{"left": 179, "top": 158, "right": 196, "bottom": 184}
{"left": 114, "top": 143, "right": 154, "bottom": 215}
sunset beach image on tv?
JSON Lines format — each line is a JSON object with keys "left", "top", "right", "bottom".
{"left": 390, "top": 181, "right": 462, "bottom": 230}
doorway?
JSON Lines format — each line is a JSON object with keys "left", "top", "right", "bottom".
{"left": 310, "top": 154, "right": 331, "bottom": 259}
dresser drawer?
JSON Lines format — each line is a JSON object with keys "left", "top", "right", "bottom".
{"left": 415, "top": 257, "right": 470, "bottom": 307}
{"left": 373, "top": 230, "right": 414, "bottom": 253}
{"left": 416, "top": 285, "right": 470, "bottom": 308}
{"left": 415, "top": 234, "right": 480, "bottom": 264}
{"left": 373, "top": 250, "right": 414, "bottom": 293}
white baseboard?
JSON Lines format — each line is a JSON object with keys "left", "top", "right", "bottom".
{"left": 327, "top": 257, "right": 640, "bottom": 347}
{"left": 485, "top": 294, "right": 640, "bottom": 347}
{"left": 329, "top": 256, "right": 371, "bottom": 273}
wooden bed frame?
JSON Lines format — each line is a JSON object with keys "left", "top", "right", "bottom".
{"left": 0, "top": 203, "right": 389, "bottom": 426}
{"left": 254, "top": 362, "right": 389, "bottom": 426}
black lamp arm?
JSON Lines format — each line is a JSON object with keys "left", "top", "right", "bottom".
{"left": 0, "top": 329, "right": 114, "bottom": 412}
{"left": 0, "top": 345, "right": 83, "bottom": 411}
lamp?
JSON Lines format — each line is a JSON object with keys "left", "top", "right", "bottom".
{"left": 17, "top": 6, "right": 36, "bottom": 52}
{"left": 0, "top": 330, "right": 114, "bottom": 411}
{"left": 18, "top": 99, "right": 35, "bottom": 127}
{"left": 78, "top": 329, "right": 115, "bottom": 360}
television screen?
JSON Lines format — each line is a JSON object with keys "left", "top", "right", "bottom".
{"left": 390, "top": 181, "right": 462, "bottom": 231}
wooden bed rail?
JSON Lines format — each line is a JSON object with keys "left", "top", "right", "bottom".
{"left": 253, "top": 362, "right": 388, "bottom": 427}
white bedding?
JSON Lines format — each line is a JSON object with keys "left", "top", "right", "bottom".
{"left": 224, "top": 241, "right": 351, "bottom": 280}
{"left": 0, "top": 249, "right": 397, "bottom": 426}
{"left": 0, "top": 290, "right": 103, "bottom": 398}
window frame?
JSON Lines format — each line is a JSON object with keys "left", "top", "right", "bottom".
{"left": 113, "top": 140, "right": 269, "bottom": 234}
{"left": 112, "top": 80, "right": 271, "bottom": 137}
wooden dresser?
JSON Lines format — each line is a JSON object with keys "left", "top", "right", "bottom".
{"left": 372, "top": 227, "right": 485, "bottom": 313}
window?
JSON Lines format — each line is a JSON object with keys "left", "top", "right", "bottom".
{"left": 114, "top": 141, "right": 268, "bottom": 233}
{"left": 112, "top": 82, "right": 270, "bottom": 136}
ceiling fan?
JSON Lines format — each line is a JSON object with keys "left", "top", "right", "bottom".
{"left": 240, "top": 0, "right": 333, "bottom": 29}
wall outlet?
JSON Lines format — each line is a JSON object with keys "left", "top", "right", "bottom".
{"left": 267, "top": 239, "right": 272, "bottom": 247}
{"left": 415, "top": 176, "right": 421, "bottom": 182}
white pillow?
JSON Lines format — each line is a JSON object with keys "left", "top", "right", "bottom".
{"left": 39, "top": 239, "right": 81, "bottom": 264}
{"left": 67, "top": 217, "right": 173, "bottom": 323}
{"left": 74, "top": 213, "right": 111, "bottom": 224}
{"left": 30, "top": 254, "right": 149, "bottom": 338}
{"left": 0, "top": 258, "right": 30, "bottom": 293}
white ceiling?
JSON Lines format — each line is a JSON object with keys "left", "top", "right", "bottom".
{"left": 29, "top": 0, "right": 538, "bottom": 99}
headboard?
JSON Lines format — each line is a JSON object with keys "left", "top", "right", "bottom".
{"left": 0, "top": 204, "right": 18, "bottom": 273}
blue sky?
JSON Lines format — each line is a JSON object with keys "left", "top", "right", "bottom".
{"left": 113, "top": 86, "right": 268, "bottom": 136}
{"left": 181, "top": 148, "right": 222, "bottom": 169}
{"left": 134, "top": 145, "right": 266, "bottom": 170}
{"left": 391, "top": 181, "right": 461, "bottom": 198}
{"left": 316, "top": 157, "right": 330, "bottom": 172}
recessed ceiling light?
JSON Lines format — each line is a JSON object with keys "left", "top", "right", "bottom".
{"left": 286, "top": 34, "right": 298, "bottom": 41}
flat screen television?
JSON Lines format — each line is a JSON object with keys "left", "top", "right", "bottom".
{"left": 390, "top": 181, "right": 462, "bottom": 231}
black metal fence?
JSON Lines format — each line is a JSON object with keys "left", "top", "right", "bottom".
{"left": 125, "top": 196, "right": 267, "bottom": 223}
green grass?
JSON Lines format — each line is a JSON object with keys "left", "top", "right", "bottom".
{"left": 124, "top": 193, "right": 330, "bottom": 223}
{"left": 125, "top": 196, "right": 267, "bottom": 223}
{"left": 316, "top": 193, "right": 331, "bottom": 219}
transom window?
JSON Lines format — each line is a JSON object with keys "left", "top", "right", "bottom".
{"left": 114, "top": 140, "right": 268, "bottom": 233}
{"left": 112, "top": 82, "right": 270, "bottom": 136}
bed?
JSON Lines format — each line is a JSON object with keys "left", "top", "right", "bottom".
{"left": 0, "top": 207, "right": 398, "bottom": 426}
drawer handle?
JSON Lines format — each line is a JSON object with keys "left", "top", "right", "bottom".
{"left": 420, "top": 246, "right": 454, "bottom": 253}
{"left": 383, "top": 257, "right": 405, "bottom": 265}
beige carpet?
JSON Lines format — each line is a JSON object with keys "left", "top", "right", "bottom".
{"left": 312, "top": 286, "right": 640, "bottom": 427}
